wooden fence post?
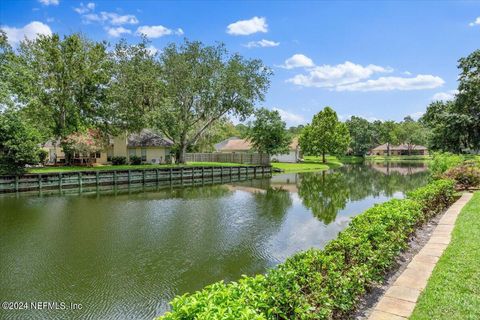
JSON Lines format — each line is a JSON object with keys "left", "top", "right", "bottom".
{"left": 78, "top": 172, "right": 82, "bottom": 190}
{"left": 58, "top": 173, "right": 62, "bottom": 189}
{"left": 15, "top": 175, "right": 19, "bottom": 192}
{"left": 96, "top": 171, "right": 100, "bottom": 186}
{"left": 38, "top": 174, "right": 42, "bottom": 190}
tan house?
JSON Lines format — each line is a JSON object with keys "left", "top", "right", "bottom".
{"left": 370, "top": 143, "right": 429, "bottom": 156}
{"left": 214, "top": 136, "right": 302, "bottom": 163}
{"left": 44, "top": 129, "right": 173, "bottom": 165}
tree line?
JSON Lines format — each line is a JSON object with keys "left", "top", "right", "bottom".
{"left": 0, "top": 31, "right": 271, "bottom": 173}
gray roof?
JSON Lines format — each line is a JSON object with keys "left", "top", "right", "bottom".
{"left": 127, "top": 129, "right": 173, "bottom": 148}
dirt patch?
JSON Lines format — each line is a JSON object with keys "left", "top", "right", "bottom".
{"left": 352, "top": 211, "right": 445, "bottom": 319}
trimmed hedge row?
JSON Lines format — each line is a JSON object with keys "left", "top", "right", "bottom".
{"left": 158, "top": 179, "right": 456, "bottom": 320}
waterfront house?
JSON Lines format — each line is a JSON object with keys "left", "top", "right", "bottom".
{"left": 44, "top": 129, "right": 174, "bottom": 165}
{"left": 370, "top": 143, "right": 429, "bottom": 156}
{"left": 214, "top": 136, "right": 302, "bottom": 163}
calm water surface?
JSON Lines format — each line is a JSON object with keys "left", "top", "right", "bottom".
{"left": 0, "top": 163, "right": 428, "bottom": 319}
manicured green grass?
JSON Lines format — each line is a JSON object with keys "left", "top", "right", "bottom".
{"left": 410, "top": 191, "right": 480, "bottom": 320}
{"left": 271, "top": 155, "right": 343, "bottom": 172}
{"left": 27, "top": 162, "right": 246, "bottom": 173}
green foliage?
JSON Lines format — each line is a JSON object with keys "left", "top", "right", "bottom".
{"left": 395, "top": 119, "right": 428, "bottom": 154}
{"left": 148, "top": 40, "right": 272, "bottom": 163}
{"left": 407, "top": 179, "right": 456, "bottom": 219}
{"left": 421, "top": 49, "right": 480, "bottom": 152}
{"left": 345, "top": 116, "right": 376, "bottom": 156}
{"left": 111, "top": 156, "right": 127, "bottom": 165}
{"left": 158, "top": 179, "right": 455, "bottom": 320}
{"left": 0, "top": 109, "right": 41, "bottom": 174}
{"left": 38, "top": 149, "right": 48, "bottom": 165}
{"left": 246, "top": 108, "right": 291, "bottom": 155}
{"left": 443, "top": 163, "right": 480, "bottom": 190}
{"left": 108, "top": 38, "right": 163, "bottom": 133}
{"left": 129, "top": 155, "right": 142, "bottom": 165}
{"left": 429, "top": 152, "right": 464, "bottom": 177}
{"left": 300, "top": 107, "right": 351, "bottom": 163}
{"left": 12, "top": 33, "right": 112, "bottom": 141}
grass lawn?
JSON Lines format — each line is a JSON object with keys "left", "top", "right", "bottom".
{"left": 26, "top": 156, "right": 360, "bottom": 174}
{"left": 410, "top": 191, "right": 480, "bottom": 320}
{"left": 27, "top": 162, "right": 247, "bottom": 174}
{"left": 271, "top": 155, "right": 344, "bottom": 173}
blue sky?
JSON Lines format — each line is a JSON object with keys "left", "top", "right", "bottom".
{"left": 1, "top": 0, "right": 479, "bottom": 126}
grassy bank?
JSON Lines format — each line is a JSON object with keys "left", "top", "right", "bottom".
{"left": 410, "top": 191, "right": 480, "bottom": 320}
{"left": 271, "top": 156, "right": 348, "bottom": 173}
{"left": 26, "top": 162, "right": 248, "bottom": 174}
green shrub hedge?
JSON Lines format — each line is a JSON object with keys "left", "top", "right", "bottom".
{"left": 158, "top": 179, "right": 456, "bottom": 320}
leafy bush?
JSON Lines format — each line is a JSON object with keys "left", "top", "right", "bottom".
{"left": 429, "top": 152, "right": 464, "bottom": 178}
{"left": 111, "top": 156, "right": 127, "bottom": 165}
{"left": 407, "top": 179, "right": 456, "bottom": 219}
{"left": 443, "top": 163, "right": 480, "bottom": 190}
{"left": 38, "top": 149, "right": 49, "bottom": 165}
{"left": 0, "top": 110, "right": 41, "bottom": 175}
{"left": 159, "top": 179, "right": 456, "bottom": 320}
{"left": 129, "top": 155, "right": 142, "bottom": 165}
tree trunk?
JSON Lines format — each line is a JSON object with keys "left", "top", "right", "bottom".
{"left": 176, "top": 143, "right": 188, "bottom": 164}
{"left": 387, "top": 143, "right": 390, "bottom": 157}
{"left": 322, "top": 151, "right": 326, "bottom": 163}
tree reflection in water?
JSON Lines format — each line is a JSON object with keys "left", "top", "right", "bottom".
{"left": 297, "top": 163, "right": 428, "bottom": 224}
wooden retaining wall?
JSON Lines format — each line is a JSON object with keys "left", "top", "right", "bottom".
{"left": 185, "top": 153, "right": 270, "bottom": 165}
{"left": 0, "top": 166, "right": 272, "bottom": 193}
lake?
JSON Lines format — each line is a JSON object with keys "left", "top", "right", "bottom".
{"left": 0, "top": 162, "right": 428, "bottom": 319}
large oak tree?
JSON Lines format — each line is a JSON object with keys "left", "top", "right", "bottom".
{"left": 149, "top": 40, "right": 272, "bottom": 163}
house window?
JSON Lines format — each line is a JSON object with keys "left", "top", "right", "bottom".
{"left": 141, "top": 148, "right": 147, "bottom": 162}
{"left": 128, "top": 148, "right": 136, "bottom": 158}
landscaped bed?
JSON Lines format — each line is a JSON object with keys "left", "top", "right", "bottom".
{"left": 157, "top": 179, "right": 456, "bottom": 319}
{"left": 410, "top": 191, "right": 480, "bottom": 320}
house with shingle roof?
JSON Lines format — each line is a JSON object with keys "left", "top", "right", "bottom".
{"left": 44, "top": 129, "right": 174, "bottom": 165}
{"left": 214, "top": 136, "right": 302, "bottom": 163}
{"left": 369, "top": 143, "right": 428, "bottom": 156}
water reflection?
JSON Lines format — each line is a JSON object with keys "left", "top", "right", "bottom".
{"left": 0, "top": 163, "right": 428, "bottom": 320}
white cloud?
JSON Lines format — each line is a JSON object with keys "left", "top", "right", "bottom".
{"left": 468, "top": 17, "right": 480, "bottom": 27}
{"left": 136, "top": 25, "right": 183, "bottom": 38}
{"left": 2, "top": 21, "right": 52, "bottom": 44}
{"left": 226, "top": 16, "right": 268, "bottom": 35}
{"left": 287, "top": 61, "right": 391, "bottom": 87}
{"left": 146, "top": 45, "right": 158, "bottom": 56}
{"left": 106, "top": 26, "right": 131, "bottom": 37}
{"left": 281, "top": 54, "right": 315, "bottom": 69}
{"left": 82, "top": 12, "right": 138, "bottom": 25}
{"left": 431, "top": 90, "right": 458, "bottom": 101}
{"left": 335, "top": 74, "right": 444, "bottom": 92}
{"left": 38, "top": 0, "right": 59, "bottom": 5}
{"left": 244, "top": 39, "right": 279, "bottom": 48}
{"left": 74, "top": 2, "right": 95, "bottom": 14}
{"left": 272, "top": 108, "right": 306, "bottom": 125}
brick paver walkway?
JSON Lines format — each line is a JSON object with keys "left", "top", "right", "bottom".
{"left": 368, "top": 192, "right": 473, "bottom": 320}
